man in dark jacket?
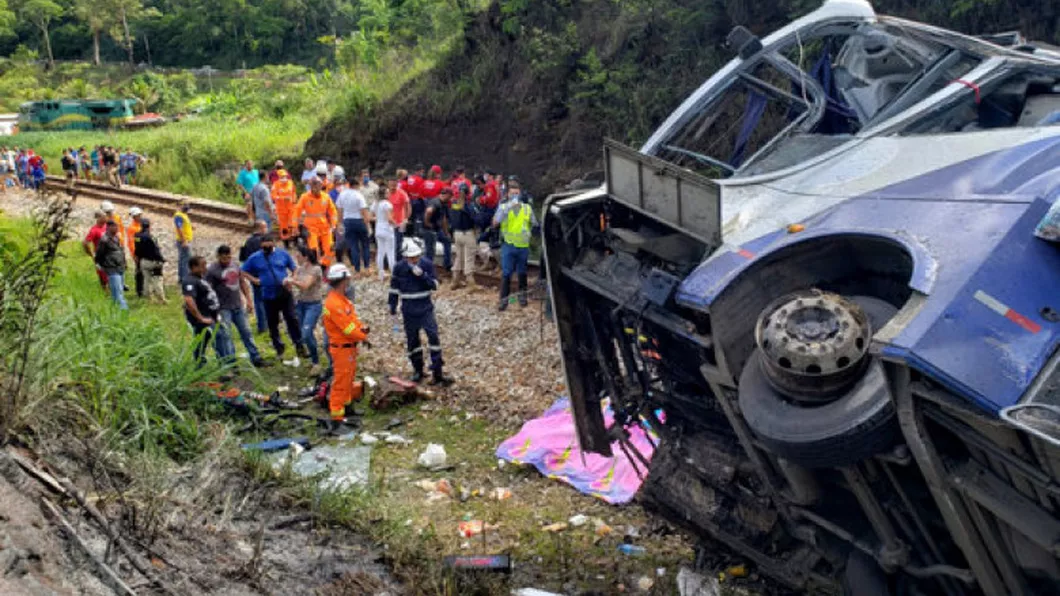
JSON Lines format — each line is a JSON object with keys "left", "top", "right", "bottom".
{"left": 95, "top": 220, "right": 128, "bottom": 310}
{"left": 134, "top": 218, "right": 167, "bottom": 303}
{"left": 388, "top": 237, "right": 453, "bottom": 386}
{"left": 240, "top": 219, "right": 270, "bottom": 332}
{"left": 183, "top": 256, "right": 221, "bottom": 366}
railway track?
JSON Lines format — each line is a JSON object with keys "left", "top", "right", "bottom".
{"left": 43, "top": 176, "right": 252, "bottom": 232}
{"left": 41, "top": 176, "right": 541, "bottom": 288}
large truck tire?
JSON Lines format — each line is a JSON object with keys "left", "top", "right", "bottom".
{"left": 737, "top": 294, "right": 901, "bottom": 469}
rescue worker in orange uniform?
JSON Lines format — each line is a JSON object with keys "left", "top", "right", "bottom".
{"left": 296, "top": 177, "right": 339, "bottom": 267}
{"left": 271, "top": 169, "right": 298, "bottom": 246}
{"left": 321, "top": 263, "right": 370, "bottom": 432}
{"left": 126, "top": 207, "right": 145, "bottom": 298}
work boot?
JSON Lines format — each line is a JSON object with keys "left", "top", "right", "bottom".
{"left": 410, "top": 370, "right": 426, "bottom": 384}
{"left": 325, "top": 419, "right": 349, "bottom": 436}
{"left": 430, "top": 369, "right": 455, "bottom": 387}
{"left": 296, "top": 343, "right": 309, "bottom": 359}
{"left": 498, "top": 276, "right": 511, "bottom": 311}
{"left": 344, "top": 402, "right": 366, "bottom": 419}
{"left": 518, "top": 274, "right": 529, "bottom": 308}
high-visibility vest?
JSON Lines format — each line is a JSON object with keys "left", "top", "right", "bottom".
{"left": 174, "top": 210, "right": 193, "bottom": 242}
{"left": 501, "top": 203, "right": 532, "bottom": 248}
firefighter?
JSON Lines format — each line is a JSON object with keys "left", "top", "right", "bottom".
{"left": 296, "top": 176, "right": 339, "bottom": 267}
{"left": 272, "top": 168, "right": 298, "bottom": 246}
{"left": 389, "top": 238, "right": 454, "bottom": 386}
{"left": 321, "top": 263, "right": 370, "bottom": 432}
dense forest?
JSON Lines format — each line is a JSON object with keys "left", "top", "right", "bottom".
{"left": 307, "top": 0, "right": 1060, "bottom": 192}
{"left": 2, "top": 1, "right": 1057, "bottom": 71}
{"left": 0, "top": 0, "right": 483, "bottom": 69}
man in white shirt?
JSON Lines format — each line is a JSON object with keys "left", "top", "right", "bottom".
{"left": 335, "top": 178, "right": 372, "bottom": 274}
{"left": 300, "top": 158, "right": 317, "bottom": 192}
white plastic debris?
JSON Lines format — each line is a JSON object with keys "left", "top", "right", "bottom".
{"left": 635, "top": 576, "right": 654, "bottom": 592}
{"left": 512, "top": 590, "right": 563, "bottom": 596}
{"left": 417, "top": 443, "right": 448, "bottom": 468}
{"left": 289, "top": 445, "right": 372, "bottom": 491}
{"left": 568, "top": 514, "right": 589, "bottom": 527}
{"left": 364, "top": 375, "right": 378, "bottom": 389}
{"left": 385, "top": 434, "right": 412, "bottom": 446}
{"left": 677, "top": 567, "right": 720, "bottom": 596}
{"left": 360, "top": 433, "right": 379, "bottom": 445}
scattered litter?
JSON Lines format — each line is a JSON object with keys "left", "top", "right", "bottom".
{"left": 568, "top": 514, "right": 589, "bottom": 527}
{"left": 386, "top": 417, "right": 404, "bottom": 429}
{"left": 283, "top": 356, "right": 302, "bottom": 368}
{"left": 496, "top": 397, "right": 663, "bottom": 504}
{"left": 594, "top": 520, "right": 613, "bottom": 537}
{"left": 542, "top": 522, "right": 568, "bottom": 533}
{"left": 360, "top": 433, "right": 379, "bottom": 445}
{"left": 617, "top": 543, "right": 646, "bottom": 556}
{"left": 490, "top": 487, "right": 512, "bottom": 501}
{"left": 276, "top": 385, "right": 290, "bottom": 392}
{"left": 385, "top": 434, "right": 412, "bottom": 446}
{"left": 625, "top": 525, "right": 641, "bottom": 538}
{"left": 459, "top": 486, "right": 471, "bottom": 502}
{"left": 457, "top": 520, "right": 484, "bottom": 537}
{"left": 513, "top": 589, "right": 563, "bottom": 596}
{"left": 460, "top": 541, "right": 471, "bottom": 550}
{"left": 464, "top": 412, "right": 474, "bottom": 421}
{"left": 336, "top": 432, "right": 358, "bottom": 442}
{"left": 288, "top": 445, "right": 372, "bottom": 490}
{"left": 635, "top": 576, "right": 654, "bottom": 592}
{"left": 240, "top": 437, "right": 309, "bottom": 452}
{"left": 657, "top": 568, "right": 666, "bottom": 577}
{"left": 677, "top": 567, "right": 720, "bottom": 596}
{"left": 448, "top": 415, "right": 460, "bottom": 423}
{"left": 364, "top": 376, "right": 378, "bottom": 389}
{"left": 417, "top": 443, "right": 448, "bottom": 468}
{"left": 725, "top": 565, "right": 748, "bottom": 578}
{"left": 443, "top": 554, "right": 512, "bottom": 573}
{"left": 414, "top": 479, "right": 438, "bottom": 492}
{"left": 497, "top": 459, "right": 507, "bottom": 470}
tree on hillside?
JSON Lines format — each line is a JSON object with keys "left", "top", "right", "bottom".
{"left": 72, "top": 0, "right": 118, "bottom": 66}
{"left": 13, "top": 0, "right": 63, "bottom": 67}
{"left": 110, "top": 0, "right": 159, "bottom": 67}
{"left": 0, "top": 1, "right": 16, "bottom": 40}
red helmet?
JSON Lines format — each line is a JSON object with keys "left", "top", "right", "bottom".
{"left": 430, "top": 164, "right": 442, "bottom": 174}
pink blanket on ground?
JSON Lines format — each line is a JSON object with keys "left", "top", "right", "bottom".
{"left": 495, "top": 398, "right": 662, "bottom": 505}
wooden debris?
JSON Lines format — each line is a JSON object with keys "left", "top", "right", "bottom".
{"left": 40, "top": 497, "right": 138, "bottom": 596}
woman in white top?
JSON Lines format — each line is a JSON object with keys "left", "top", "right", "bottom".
{"left": 372, "top": 195, "right": 397, "bottom": 280}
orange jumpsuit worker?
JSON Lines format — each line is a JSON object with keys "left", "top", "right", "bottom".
{"left": 321, "top": 263, "right": 370, "bottom": 433}
{"left": 272, "top": 169, "right": 298, "bottom": 244}
{"left": 296, "top": 177, "right": 338, "bottom": 267}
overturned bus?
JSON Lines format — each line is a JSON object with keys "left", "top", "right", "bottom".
{"left": 542, "top": 1, "right": 1060, "bottom": 593}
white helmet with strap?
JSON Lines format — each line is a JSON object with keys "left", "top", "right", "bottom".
{"left": 326, "top": 263, "right": 351, "bottom": 281}
{"left": 100, "top": 200, "right": 115, "bottom": 213}
{"left": 402, "top": 237, "right": 424, "bottom": 258}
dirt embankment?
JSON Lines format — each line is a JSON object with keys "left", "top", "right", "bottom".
{"left": 304, "top": 1, "right": 743, "bottom": 196}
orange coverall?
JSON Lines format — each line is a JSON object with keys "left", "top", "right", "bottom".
{"left": 272, "top": 174, "right": 298, "bottom": 240}
{"left": 126, "top": 218, "right": 142, "bottom": 254}
{"left": 295, "top": 190, "right": 338, "bottom": 266}
{"left": 109, "top": 215, "right": 126, "bottom": 252}
{"left": 322, "top": 289, "right": 368, "bottom": 420}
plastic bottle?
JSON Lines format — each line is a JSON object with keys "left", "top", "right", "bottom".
{"left": 617, "top": 544, "right": 646, "bottom": 556}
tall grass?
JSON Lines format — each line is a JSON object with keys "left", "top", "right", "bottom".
{"left": 1, "top": 215, "right": 223, "bottom": 460}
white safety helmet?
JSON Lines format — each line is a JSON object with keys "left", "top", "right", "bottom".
{"left": 402, "top": 237, "right": 424, "bottom": 258}
{"left": 326, "top": 263, "right": 352, "bottom": 281}
{"left": 129, "top": 207, "right": 143, "bottom": 217}
{"left": 100, "top": 200, "right": 115, "bottom": 213}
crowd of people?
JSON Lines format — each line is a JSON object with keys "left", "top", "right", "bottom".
{"left": 63, "top": 145, "right": 146, "bottom": 188}
{"left": 78, "top": 157, "right": 542, "bottom": 433}
{"left": 0, "top": 145, "right": 147, "bottom": 193}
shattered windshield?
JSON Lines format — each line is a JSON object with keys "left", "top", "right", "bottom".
{"left": 652, "top": 22, "right": 981, "bottom": 178}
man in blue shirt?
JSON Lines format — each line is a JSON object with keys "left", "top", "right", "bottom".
{"left": 237, "top": 160, "right": 260, "bottom": 223}
{"left": 240, "top": 233, "right": 305, "bottom": 361}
